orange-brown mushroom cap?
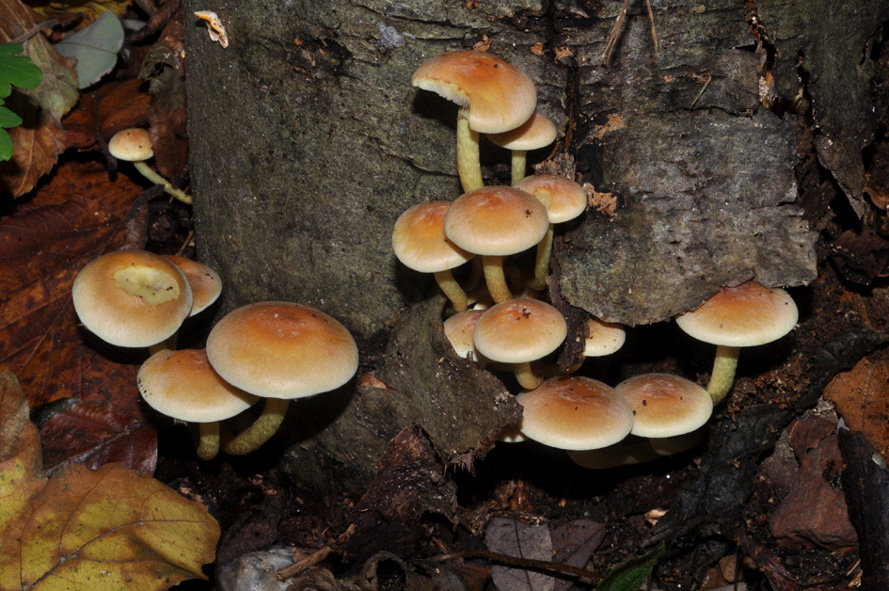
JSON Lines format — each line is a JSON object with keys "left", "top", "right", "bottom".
{"left": 162, "top": 255, "right": 223, "bottom": 316}
{"left": 516, "top": 376, "right": 634, "bottom": 450}
{"left": 206, "top": 301, "right": 359, "bottom": 400}
{"left": 615, "top": 373, "right": 713, "bottom": 438}
{"left": 392, "top": 202, "right": 473, "bottom": 273}
{"left": 411, "top": 50, "right": 537, "bottom": 134}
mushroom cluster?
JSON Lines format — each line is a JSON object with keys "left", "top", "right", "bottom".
{"left": 73, "top": 251, "right": 358, "bottom": 460}
{"left": 404, "top": 50, "right": 800, "bottom": 467}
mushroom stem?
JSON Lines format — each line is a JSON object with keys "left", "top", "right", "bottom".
{"left": 483, "top": 255, "right": 512, "bottom": 303}
{"left": 530, "top": 223, "right": 555, "bottom": 291}
{"left": 222, "top": 398, "right": 290, "bottom": 455}
{"left": 433, "top": 269, "right": 468, "bottom": 312}
{"left": 514, "top": 361, "right": 543, "bottom": 390}
{"left": 195, "top": 422, "right": 220, "bottom": 461}
{"left": 132, "top": 161, "right": 193, "bottom": 204}
{"left": 707, "top": 344, "right": 740, "bottom": 404}
{"left": 456, "top": 107, "right": 483, "bottom": 193}
{"left": 510, "top": 150, "right": 528, "bottom": 186}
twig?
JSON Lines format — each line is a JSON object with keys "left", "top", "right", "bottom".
{"left": 690, "top": 72, "right": 713, "bottom": 109}
{"left": 430, "top": 549, "right": 598, "bottom": 581}
{"left": 277, "top": 546, "right": 333, "bottom": 580}
{"left": 10, "top": 16, "right": 75, "bottom": 44}
{"left": 602, "top": 0, "right": 660, "bottom": 67}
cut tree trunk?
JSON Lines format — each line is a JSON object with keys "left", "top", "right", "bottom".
{"left": 183, "top": 0, "right": 885, "bottom": 498}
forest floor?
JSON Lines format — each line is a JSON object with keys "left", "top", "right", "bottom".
{"left": 3, "top": 3, "right": 889, "bottom": 591}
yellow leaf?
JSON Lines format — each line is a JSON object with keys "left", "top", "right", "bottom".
{"left": 0, "top": 372, "right": 220, "bottom": 591}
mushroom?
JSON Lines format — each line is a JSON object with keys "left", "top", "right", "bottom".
{"left": 443, "top": 309, "right": 486, "bottom": 365}
{"left": 515, "top": 174, "right": 587, "bottom": 291}
{"left": 582, "top": 316, "right": 627, "bottom": 358}
{"left": 614, "top": 373, "right": 713, "bottom": 438}
{"left": 473, "top": 297, "right": 567, "bottom": 390}
{"left": 675, "top": 281, "right": 798, "bottom": 404}
{"left": 206, "top": 301, "right": 359, "bottom": 455}
{"left": 72, "top": 250, "right": 193, "bottom": 353}
{"left": 392, "top": 201, "right": 474, "bottom": 312}
{"left": 108, "top": 128, "right": 192, "bottom": 204}
{"left": 567, "top": 430, "right": 707, "bottom": 469}
{"left": 137, "top": 349, "right": 258, "bottom": 460}
{"left": 515, "top": 376, "right": 634, "bottom": 450}
{"left": 162, "top": 255, "right": 223, "bottom": 316}
{"left": 444, "top": 186, "right": 549, "bottom": 303}
{"left": 488, "top": 110, "right": 557, "bottom": 185}
{"left": 411, "top": 50, "right": 537, "bottom": 192}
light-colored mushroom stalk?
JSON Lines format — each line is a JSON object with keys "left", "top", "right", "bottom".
{"left": 483, "top": 255, "right": 511, "bottom": 303}
{"left": 222, "top": 398, "right": 290, "bottom": 455}
{"left": 132, "top": 161, "right": 193, "bottom": 204}
{"left": 196, "top": 422, "right": 221, "bottom": 461}
{"left": 707, "top": 344, "right": 740, "bottom": 404}
{"left": 514, "top": 361, "right": 543, "bottom": 390}
{"left": 433, "top": 269, "right": 468, "bottom": 312}
{"left": 456, "top": 108, "right": 483, "bottom": 192}
{"left": 509, "top": 150, "right": 529, "bottom": 186}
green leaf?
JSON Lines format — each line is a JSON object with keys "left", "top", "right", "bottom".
{"left": 595, "top": 545, "right": 665, "bottom": 591}
{"left": 0, "top": 104, "right": 23, "bottom": 128}
{"left": 0, "top": 129, "right": 12, "bottom": 161}
{"left": 0, "top": 42, "right": 43, "bottom": 98}
{"left": 53, "top": 10, "right": 124, "bottom": 89}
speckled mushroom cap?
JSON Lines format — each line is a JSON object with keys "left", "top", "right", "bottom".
{"left": 675, "top": 281, "right": 798, "bottom": 347}
{"left": 108, "top": 128, "right": 153, "bottom": 161}
{"left": 138, "top": 349, "right": 258, "bottom": 423}
{"left": 516, "top": 376, "right": 634, "bottom": 450}
{"left": 488, "top": 110, "right": 557, "bottom": 151}
{"left": 615, "top": 373, "right": 713, "bottom": 438}
{"left": 515, "top": 174, "right": 588, "bottom": 224}
{"left": 72, "top": 250, "right": 193, "bottom": 348}
{"left": 444, "top": 186, "right": 549, "bottom": 256}
{"left": 206, "top": 301, "right": 359, "bottom": 400}
{"left": 392, "top": 201, "right": 473, "bottom": 273}
{"left": 162, "top": 255, "right": 222, "bottom": 316}
{"left": 411, "top": 50, "right": 537, "bottom": 134}
{"left": 473, "top": 298, "right": 567, "bottom": 363}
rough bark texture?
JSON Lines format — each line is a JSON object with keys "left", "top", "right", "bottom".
{"left": 183, "top": 0, "right": 883, "bottom": 497}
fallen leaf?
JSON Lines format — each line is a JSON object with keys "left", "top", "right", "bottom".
{"left": 823, "top": 356, "right": 889, "bottom": 460}
{"left": 38, "top": 398, "right": 157, "bottom": 475}
{"left": 485, "top": 517, "right": 555, "bottom": 591}
{"left": 0, "top": 371, "right": 219, "bottom": 591}
{"left": 54, "top": 10, "right": 125, "bottom": 89}
{"left": 551, "top": 519, "right": 605, "bottom": 591}
{"left": 63, "top": 78, "right": 152, "bottom": 150}
{"left": 0, "top": 0, "right": 79, "bottom": 197}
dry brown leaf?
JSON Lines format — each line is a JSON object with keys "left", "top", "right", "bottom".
{"left": 823, "top": 356, "right": 889, "bottom": 460}
{"left": 63, "top": 79, "right": 153, "bottom": 150}
{"left": 0, "top": 158, "right": 144, "bottom": 408}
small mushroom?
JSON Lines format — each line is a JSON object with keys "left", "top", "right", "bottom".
{"left": 138, "top": 349, "right": 258, "bottom": 460}
{"left": 392, "top": 201, "right": 474, "bottom": 312}
{"left": 675, "top": 281, "right": 798, "bottom": 404}
{"left": 488, "top": 110, "right": 557, "bottom": 186}
{"left": 206, "top": 301, "right": 359, "bottom": 455}
{"left": 444, "top": 186, "right": 549, "bottom": 303}
{"left": 108, "top": 128, "right": 192, "bottom": 204}
{"left": 72, "top": 250, "right": 193, "bottom": 353}
{"left": 614, "top": 373, "right": 713, "bottom": 439}
{"left": 162, "top": 255, "right": 222, "bottom": 316}
{"left": 411, "top": 51, "right": 536, "bottom": 192}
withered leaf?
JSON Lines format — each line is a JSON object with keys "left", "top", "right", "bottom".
{"left": 484, "top": 517, "right": 555, "bottom": 591}
{"left": 823, "top": 356, "right": 889, "bottom": 460}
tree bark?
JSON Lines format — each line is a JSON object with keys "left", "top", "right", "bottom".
{"left": 183, "top": 0, "right": 885, "bottom": 497}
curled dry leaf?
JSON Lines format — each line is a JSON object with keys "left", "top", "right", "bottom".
{"left": 0, "top": 371, "right": 219, "bottom": 591}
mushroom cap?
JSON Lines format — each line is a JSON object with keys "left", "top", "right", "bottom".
{"left": 615, "top": 373, "right": 713, "bottom": 438}
{"left": 162, "top": 255, "right": 222, "bottom": 316}
{"left": 473, "top": 298, "right": 567, "bottom": 364}
{"left": 443, "top": 309, "right": 485, "bottom": 362}
{"left": 675, "top": 281, "right": 798, "bottom": 347}
{"left": 516, "top": 376, "right": 634, "bottom": 450}
{"left": 392, "top": 201, "right": 473, "bottom": 273}
{"left": 206, "top": 301, "right": 359, "bottom": 400}
{"left": 582, "top": 317, "right": 626, "bottom": 357}
{"left": 108, "top": 128, "right": 154, "bottom": 161}
{"left": 444, "top": 186, "right": 549, "bottom": 256}
{"left": 515, "top": 174, "right": 588, "bottom": 224}
{"left": 411, "top": 50, "right": 537, "bottom": 134}
{"left": 488, "top": 110, "right": 557, "bottom": 151}
{"left": 138, "top": 349, "right": 258, "bottom": 423}
{"left": 72, "top": 250, "right": 193, "bottom": 348}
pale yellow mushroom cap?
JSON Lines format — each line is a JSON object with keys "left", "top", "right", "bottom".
{"left": 392, "top": 201, "right": 473, "bottom": 273}
{"left": 108, "top": 128, "right": 154, "bottom": 161}
{"left": 615, "top": 373, "right": 713, "bottom": 438}
{"left": 488, "top": 110, "right": 557, "bottom": 152}
{"left": 162, "top": 255, "right": 223, "bottom": 316}
{"left": 515, "top": 174, "right": 588, "bottom": 224}
{"left": 473, "top": 298, "right": 567, "bottom": 364}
